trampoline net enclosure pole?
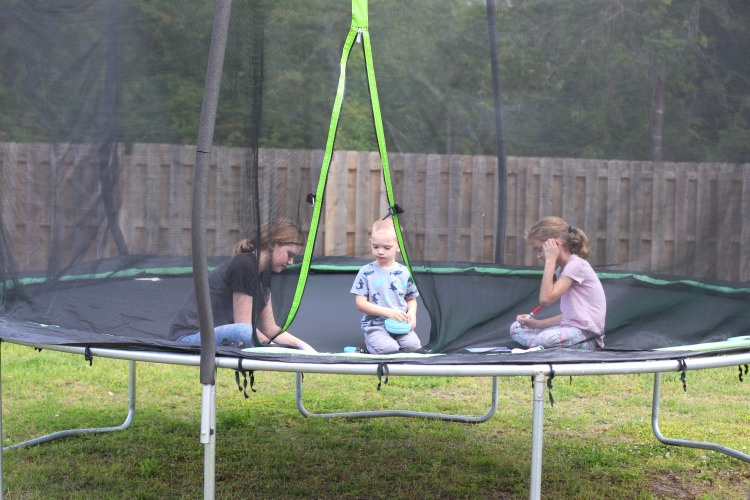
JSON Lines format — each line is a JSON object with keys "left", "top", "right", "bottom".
{"left": 194, "top": 2, "right": 232, "bottom": 498}
{"left": 193, "top": 0, "right": 233, "bottom": 386}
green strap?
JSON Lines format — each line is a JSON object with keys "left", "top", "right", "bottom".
{"left": 282, "top": 0, "right": 411, "bottom": 330}
{"left": 360, "top": 18, "right": 411, "bottom": 270}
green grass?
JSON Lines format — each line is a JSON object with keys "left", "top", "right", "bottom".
{"left": 1, "top": 342, "right": 749, "bottom": 499}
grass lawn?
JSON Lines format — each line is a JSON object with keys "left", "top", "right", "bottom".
{"left": 1, "top": 342, "right": 749, "bottom": 499}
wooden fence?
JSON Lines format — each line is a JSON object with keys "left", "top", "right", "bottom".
{"left": 2, "top": 142, "right": 748, "bottom": 281}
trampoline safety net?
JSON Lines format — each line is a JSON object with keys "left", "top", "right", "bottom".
{"left": 0, "top": 0, "right": 749, "bottom": 354}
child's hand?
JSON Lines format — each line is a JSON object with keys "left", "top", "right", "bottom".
{"left": 389, "top": 309, "right": 410, "bottom": 323}
{"left": 296, "top": 340, "right": 317, "bottom": 352}
{"left": 408, "top": 311, "right": 417, "bottom": 329}
{"left": 543, "top": 238, "right": 560, "bottom": 262}
{"left": 517, "top": 314, "right": 539, "bottom": 328}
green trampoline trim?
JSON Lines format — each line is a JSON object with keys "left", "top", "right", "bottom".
{"left": 656, "top": 336, "right": 750, "bottom": 352}
{"left": 4, "top": 263, "right": 749, "bottom": 297}
{"left": 4, "top": 266, "right": 200, "bottom": 288}
{"left": 241, "top": 346, "right": 443, "bottom": 358}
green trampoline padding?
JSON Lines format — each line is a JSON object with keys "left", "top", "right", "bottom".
{"left": 656, "top": 336, "right": 750, "bottom": 352}
{"left": 241, "top": 346, "right": 443, "bottom": 358}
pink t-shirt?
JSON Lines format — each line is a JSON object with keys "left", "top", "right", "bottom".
{"left": 557, "top": 255, "right": 606, "bottom": 345}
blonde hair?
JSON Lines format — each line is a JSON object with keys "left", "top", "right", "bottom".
{"left": 371, "top": 218, "right": 396, "bottom": 237}
{"left": 234, "top": 218, "right": 305, "bottom": 254}
{"left": 527, "top": 216, "right": 591, "bottom": 259}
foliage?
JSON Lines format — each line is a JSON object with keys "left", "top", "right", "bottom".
{"left": 0, "top": 0, "right": 747, "bottom": 162}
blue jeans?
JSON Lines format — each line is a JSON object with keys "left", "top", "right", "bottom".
{"left": 178, "top": 323, "right": 255, "bottom": 347}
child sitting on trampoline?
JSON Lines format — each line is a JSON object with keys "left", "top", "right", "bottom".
{"left": 350, "top": 218, "right": 422, "bottom": 354}
{"left": 510, "top": 216, "right": 606, "bottom": 350}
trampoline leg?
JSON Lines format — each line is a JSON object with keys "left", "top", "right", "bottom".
{"left": 1, "top": 341, "right": 5, "bottom": 499}
{"left": 3, "top": 360, "right": 137, "bottom": 451}
{"left": 201, "top": 382, "right": 216, "bottom": 500}
{"left": 651, "top": 372, "right": 750, "bottom": 463}
{"left": 294, "top": 372, "right": 499, "bottom": 423}
{"left": 529, "top": 371, "right": 545, "bottom": 500}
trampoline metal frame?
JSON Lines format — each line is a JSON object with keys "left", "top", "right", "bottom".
{"left": 1, "top": 340, "right": 749, "bottom": 500}
{"left": 2, "top": 360, "right": 136, "bottom": 451}
{"left": 294, "top": 372, "right": 500, "bottom": 422}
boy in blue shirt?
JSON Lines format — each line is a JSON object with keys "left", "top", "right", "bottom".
{"left": 350, "top": 218, "right": 421, "bottom": 354}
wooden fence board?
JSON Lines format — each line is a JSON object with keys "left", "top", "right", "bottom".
{"left": 715, "top": 164, "right": 733, "bottom": 281}
{"left": 280, "top": 147, "right": 294, "bottom": 220}
{"left": 650, "top": 161, "right": 666, "bottom": 273}
{"left": 1, "top": 143, "right": 18, "bottom": 264}
{"left": 121, "top": 144, "right": 137, "bottom": 253}
{"left": 561, "top": 158, "right": 576, "bottom": 225}
{"left": 167, "top": 144, "right": 180, "bottom": 255}
{"left": 425, "top": 154, "right": 441, "bottom": 260}
{"left": 605, "top": 160, "right": 621, "bottom": 267}
{"left": 260, "top": 148, "right": 274, "bottom": 235}
{"left": 695, "top": 163, "right": 713, "bottom": 277}
{"left": 401, "top": 153, "right": 419, "bottom": 255}
{"left": 741, "top": 164, "right": 750, "bottom": 281}
{"left": 538, "top": 157, "right": 553, "bottom": 218}
{"left": 509, "top": 158, "right": 531, "bottom": 263}
{"left": 470, "top": 155, "right": 486, "bottom": 262}
{"left": 624, "top": 161, "right": 639, "bottom": 271}
{"left": 325, "top": 152, "right": 348, "bottom": 255}
{"left": 584, "top": 159, "right": 599, "bottom": 266}
{"left": 144, "top": 144, "right": 161, "bottom": 255}
{"left": 214, "top": 146, "right": 232, "bottom": 254}
{"left": 354, "top": 151, "right": 371, "bottom": 256}
{"left": 22, "top": 143, "right": 37, "bottom": 269}
{"left": 49, "top": 145, "right": 62, "bottom": 268}
{"left": 447, "top": 155, "right": 463, "bottom": 258}
{"left": 673, "top": 162, "right": 689, "bottom": 275}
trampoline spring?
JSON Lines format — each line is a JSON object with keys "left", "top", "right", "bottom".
{"left": 234, "top": 369, "right": 249, "bottom": 398}
{"left": 677, "top": 359, "right": 687, "bottom": 392}
{"left": 739, "top": 364, "right": 748, "bottom": 383}
{"left": 376, "top": 362, "right": 389, "bottom": 390}
{"left": 234, "top": 358, "right": 256, "bottom": 398}
{"left": 547, "top": 364, "right": 555, "bottom": 407}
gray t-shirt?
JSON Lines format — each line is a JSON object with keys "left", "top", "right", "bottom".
{"left": 169, "top": 252, "right": 267, "bottom": 340}
{"left": 350, "top": 261, "right": 419, "bottom": 328}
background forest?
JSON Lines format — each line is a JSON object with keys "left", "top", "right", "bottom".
{"left": 0, "top": 0, "right": 748, "bottom": 163}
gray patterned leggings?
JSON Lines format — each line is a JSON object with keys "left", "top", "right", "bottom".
{"left": 510, "top": 321, "right": 599, "bottom": 350}
{"left": 363, "top": 324, "right": 422, "bottom": 354}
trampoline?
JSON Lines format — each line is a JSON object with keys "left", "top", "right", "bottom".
{"left": 1, "top": 0, "right": 750, "bottom": 498}
{"left": 2, "top": 256, "right": 750, "bottom": 498}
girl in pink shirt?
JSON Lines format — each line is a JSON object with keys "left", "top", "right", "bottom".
{"left": 510, "top": 216, "right": 606, "bottom": 350}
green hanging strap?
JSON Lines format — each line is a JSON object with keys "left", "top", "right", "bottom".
{"left": 359, "top": 17, "right": 411, "bottom": 270}
{"left": 281, "top": 0, "right": 411, "bottom": 331}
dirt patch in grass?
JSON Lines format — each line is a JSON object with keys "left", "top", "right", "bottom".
{"left": 649, "top": 468, "right": 750, "bottom": 499}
